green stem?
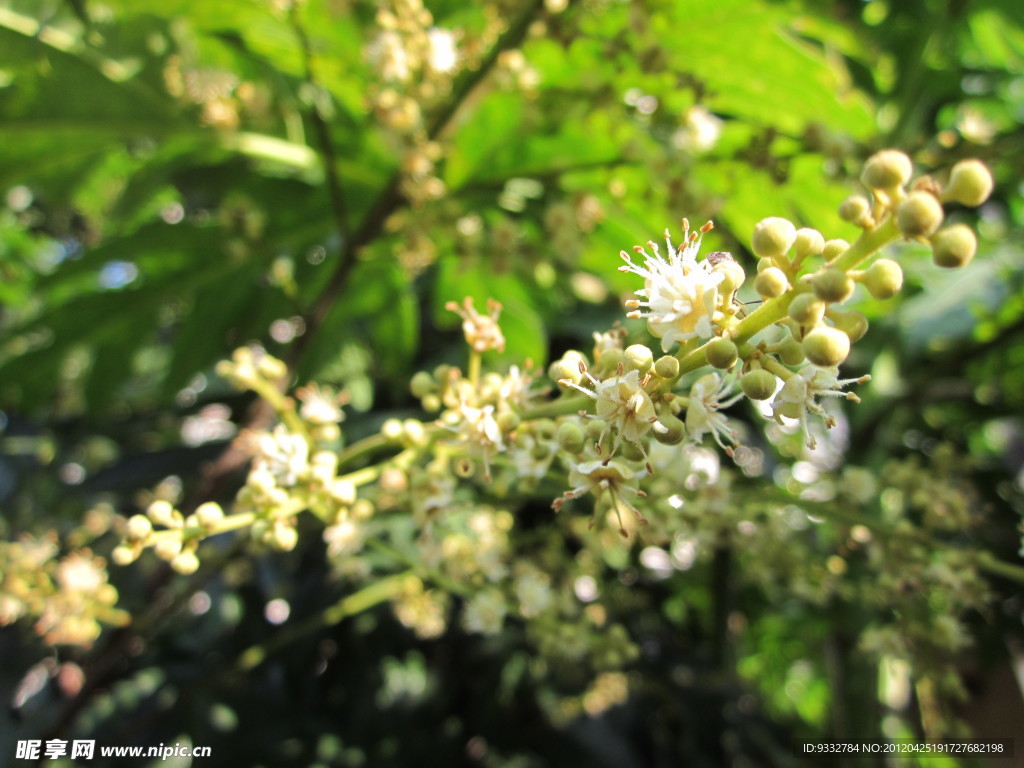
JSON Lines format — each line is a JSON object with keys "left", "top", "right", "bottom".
{"left": 522, "top": 394, "right": 591, "bottom": 420}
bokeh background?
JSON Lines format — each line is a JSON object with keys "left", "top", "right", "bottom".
{"left": 1, "top": 0, "right": 1023, "bottom": 766}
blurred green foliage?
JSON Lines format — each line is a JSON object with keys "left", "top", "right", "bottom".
{"left": 1, "top": 0, "right": 1023, "bottom": 766}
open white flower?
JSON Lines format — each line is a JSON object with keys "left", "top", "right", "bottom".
{"left": 772, "top": 366, "right": 870, "bottom": 448}
{"left": 619, "top": 219, "right": 724, "bottom": 352}
{"left": 446, "top": 402, "right": 505, "bottom": 481}
{"left": 685, "top": 373, "right": 743, "bottom": 455}
{"left": 558, "top": 365, "right": 666, "bottom": 468}
{"left": 255, "top": 425, "right": 309, "bottom": 487}
{"left": 554, "top": 457, "right": 648, "bottom": 536}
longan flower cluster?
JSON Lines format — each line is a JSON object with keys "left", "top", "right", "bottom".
{"left": 1, "top": 535, "right": 128, "bottom": 648}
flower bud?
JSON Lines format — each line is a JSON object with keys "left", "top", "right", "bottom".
{"left": 112, "top": 544, "right": 139, "bottom": 566}
{"left": 410, "top": 371, "right": 434, "bottom": 399}
{"left": 195, "top": 502, "right": 224, "bottom": 527}
{"left": 839, "top": 195, "right": 873, "bottom": 227}
{"left": 496, "top": 411, "right": 520, "bottom": 433}
{"left": 942, "top": 159, "right": 993, "bottom": 207}
{"left": 585, "top": 419, "right": 608, "bottom": 441}
{"left": 381, "top": 418, "right": 403, "bottom": 440}
{"left": 752, "top": 217, "right": 797, "bottom": 257}
{"left": 861, "top": 149, "right": 913, "bottom": 191}
{"left": 556, "top": 421, "right": 585, "bottom": 454}
{"left": 863, "top": 259, "right": 903, "bottom": 299}
{"left": 788, "top": 294, "right": 826, "bottom": 326}
{"left": 620, "top": 440, "right": 644, "bottom": 462}
{"left": 897, "top": 191, "right": 943, "bottom": 238}
{"left": 257, "top": 355, "right": 288, "bottom": 382}
{"left": 271, "top": 523, "right": 298, "bottom": 551}
{"left": 712, "top": 258, "right": 745, "bottom": 293}
{"left": 794, "top": 228, "right": 825, "bottom": 257}
{"left": 154, "top": 536, "right": 182, "bottom": 561}
{"left": 549, "top": 352, "right": 587, "bottom": 385}
{"left": 171, "top": 551, "right": 200, "bottom": 575}
{"left": 740, "top": 369, "right": 777, "bottom": 400}
{"left": 331, "top": 478, "right": 357, "bottom": 505}
{"left": 126, "top": 514, "right": 153, "bottom": 542}
{"left": 777, "top": 337, "right": 806, "bottom": 366}
{"left": 829, "top": 309, "right": 869, "bottom": 343}
{"left": 624, "top": 344, "right": 654, "bottom": 374}
{"left": 654, "top": 411, "right": 686, "bottom": 445}
{"left": 822, "top": 239, "right": 849, "bottom": 263}
{"left": 802, "top": 326, "right": 851, "bottom": 367}
{"left": 755, "top": 267, "right": 789, "bottom": 298}
{"left": 654, "top": 355, "right": 679, "bottom": 379}
{"left": 812, "top": 268, "right": 855, "bottom": 304}
{"left": 147, "top": 500, "right": 178, "bottom": 528}
{"left": 705, "top": 338, "right": 738, "bottom": 370}
{"left": 930, "top": 224, "right": 977, "bottom": 268}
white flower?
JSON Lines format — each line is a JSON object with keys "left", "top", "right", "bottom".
{"left": 685, "top": 373, "right": 743, "bottom": 455}
{"left": 324, "top": 518, "right": 363, "bottom": 558}
{"left": 554, "top": 457, "right": 648, "bottom": 535}
{"left": 426, "top": 28, "right": 458, "bottom": 74}
{"left": 255, "top": 425, "right": 309, "bottom": 487}
{"left": 367, "top": 30, "right": 411, "bottom": 82}
{"left": 296, "top": 384, "right": 346, "bottom": 425}
{"left": 446, "top": 402, "right": 505, "bottom": 481}
{"left": 619, "top": 219, "right": 724, "bottom": 352}
{"left": 772, "top": 366, "right": 870, "bottom": 448}
{"left": 558, "top": 366, "right": 666, "bottom": 467}
{"left": 671, "top": 106, "right": 724, "bottom": 154}
{"left": 463, "top": 590, "right": 506, "bottom": 635}
{"left": 515, "top": 571, "right": 553, "bottom": 618}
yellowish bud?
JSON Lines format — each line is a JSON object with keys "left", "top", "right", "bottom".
{"left": 556, "top": 421, "right": 585, "bottom": 454}
{"left": 942, "top": 159, "right": 993, "bottom": 207}
{"left": 863, "top": 259, "right": 903, "bottom": 299}
{"left": 802, "top": 326, "right": 851, "bottom": 367}
{"left": 653, "top": 412, "right": 685, "bottom": 445}
{"left": 654, "top": 355, "right": 679, "bottom": 379}
{"left": 755, "top": 267, "right": 789, "bottom": 298}
{"left": 624, "top": 344, "right": 654, "bottom": 374}
{"left": 788, "top": 294, "right": 826, "bottom": 326}
{"left": 812, "top": 268, "right": 855, "bottom": 304}
{"left": 839, "top": 195, "right": 873, "bottom": 227}
{"left": 897, "top": 191, "right": 944, "bottom": 238}
{"left": 829, "top": 309, "right": 869, "bottom": 343}
{"left": 930, "top": 224, "right": 977, "bottom": 268}
{"left": 861, "top": 149, "right": 913, "bottom": 190}
{"left": 126, "top": 514, "right": 153, "bottom": 542}
{"left": 822, "top": 239, "right": 849, "bottom": 263}
{"left": 752, "top": 217, "right": 797, "bottom": 257}
{"left": 171, "top": 551, "right": 200, "bottom": 575}
{"left": 794, "top": 228, "right": 825, "bottom": 257}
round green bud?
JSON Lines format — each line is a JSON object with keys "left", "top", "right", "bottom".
{"left": 794, "top": 228, "right": 825, "bottom": 257}
{"left": 653, "top": 412, "right": 685, "bottom": 445}
{"left": 654, "top": 355, "right": 679, "bottom": 379}
{"left": 705, "top": 338, "right": 739, "bottom": 370}
{"left": 930, "top": 224, "right": 977, "bottom": 268}
{"left": 410, "top": 371, "right": 434, "bottom": 399}
{"left": 740, "top": 369, "right": 778, "bottom": 400}
{"left": 788, "top": 293, "right": 826, "bottom": 326}
{"left": 754, "top": 267, "right": 789, "bottom": 298}
{"left": 556, "top": 421, "right": 585, "bottom": 454}
{"left": 829, "top": 309, "right": 869, "bottom": 343}
{"left": 596, "top": 348, "right": 624, "bottom": 375}
{"left": 756, "top": 257, "right": 774, "bottom": 273}
{"left": 624, "top": 344, "right": 654, "bottom": 374}
{"left": 620, "top": 440, "right": 645, "bottom": 462}
{"left": 839, "top": 195, "right": 872, "bottom": 226}
{"left": 421, "top": 394, "right": 442, "bottom": 412}
{"left": 942, "top": 159, "right": 993, "bottom": 207}
{"left": 861, "top": 149, "right": 913, "bottom": 190}
{"left": 531, "top": 440, "right": 553, "bottom": 461}
{"left": 752, "top": 217, "right": 798, "bottom": 257}
{"left": 863, "top": 258, "right": 903, "bottom": 299}
{"left": 812, "top": 268, "right": 855, "bottom": 304}
{"left": 897, "top": 191, "right": 944, "bottom": 238}
{"left": 171, "top": 551, "right": 200, "bottom": 575}
{"left": 496, "top": 411, "right": 520, "bottom": 433}
{"left": 534, "top": 419, "right": 557, "bottom": 440}
{"left": 585, "top": 418, "right": 608, "bottom": 441}
{"left": 712, "top": 259, "right": 745, "bottom": 293}
{"left": 802, "top": 326, "right": 851, "bottom": 367}
{"left": 126, "top": 514, "right": 153, "bottom": 541}
{"left": 381, "top": 418, "right": 403, "bottom": 441}
{"left": 822, "top": 239, "right": 849, "bottom": 263}
{"left": 778, "top": 401, "right": 803, "bottom": 420}
{"left": 778, "top": 337, "right": 806, "bottom": 366}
